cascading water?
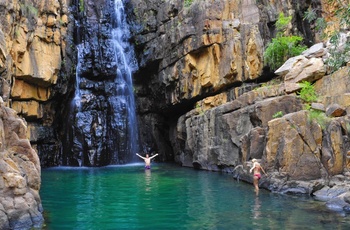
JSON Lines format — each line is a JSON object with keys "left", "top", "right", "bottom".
{"left": 108, "top": 0, "right": 139, "bottom": 164}
{"left": 70, "top": 45, "right": 84, "bottom": 167}
{"left": 67, "top": 0, "right": 139, "bottom": 166}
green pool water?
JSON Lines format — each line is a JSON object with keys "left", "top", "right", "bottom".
{"left": 40, "top": 163, "right": 350, "bottom": 229}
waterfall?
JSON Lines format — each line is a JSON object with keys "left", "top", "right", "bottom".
{"left": 66, "top": 0, "right": 139, "bottom": 166}
{"left": 109, "top": 0, "right": 139, "bottom": 164}
{"left": 69, "top": 45, "right": 85, "bottom": 167}
{"left": 73, "top": 46, "right": 82, "bottom": 111}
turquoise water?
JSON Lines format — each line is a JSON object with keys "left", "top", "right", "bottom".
{"left": 40, "top": 163, "right": 350, "bottom": 229}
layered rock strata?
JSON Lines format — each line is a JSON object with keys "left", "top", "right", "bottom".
{"left": 129, "top": 0, "right": 319, "bottom": 157}
{"left": 0, "top": 0, "right": 75, "bottom": 166}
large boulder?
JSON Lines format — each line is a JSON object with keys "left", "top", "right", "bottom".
{"left": 265, "top": 110, "right": 325, "bottom": 180}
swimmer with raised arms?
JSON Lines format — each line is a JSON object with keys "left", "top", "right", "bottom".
{"left": 136, "top": 153, "right": 159, "bottom": 169}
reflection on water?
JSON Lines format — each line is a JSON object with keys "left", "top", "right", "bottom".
{"left": 253, "top": 197, "right": 262, "bottom": 220}
{"left": 144, "top": 169, "right": 151, "bottom": 192}
{"left": 41, "top": 164, "right": 350, "bottom": 230}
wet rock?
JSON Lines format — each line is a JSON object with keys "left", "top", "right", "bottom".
{"left": 313, "top": 185, "right": 349, "bottom": 201}
{"left": 343, "top": 192, "right": 350, "bottom": 204}
{"left": 326, "top": 197, "right": 350, "bottom": 212}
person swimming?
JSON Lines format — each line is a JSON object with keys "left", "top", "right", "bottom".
{"left": 249, "top": 158, "right": 267, "bottom": 196}
{"left": 136, "top": 153, "right": 159, "bottom": 169}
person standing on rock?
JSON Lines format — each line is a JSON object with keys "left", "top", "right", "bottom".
{"left": 136, "top": 153, "right": 159, "bottom": 169}
{"left": 250, "top": 158, "right": 267, "bottom": 196}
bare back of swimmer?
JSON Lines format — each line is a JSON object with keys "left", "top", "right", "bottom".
{"left": 249, "top": 159, "right": 267, "bottom": 195}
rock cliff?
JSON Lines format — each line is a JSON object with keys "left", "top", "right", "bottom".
{"left": 0, "top": 0, "right": 350, "bottom": 225}
{"left": 0, "top": 99, "right": 43, "bottom": 229}
{"left": 128, "top": 0, "right": 319, "bottom": 157}
{"left": 0, "top": 0, "right": 72, "bottom": 228}
{"left": 0, "top": 0, "right": 75, "bottom": 166}
{"left": 128, "top": 0, "right": 350, "bottom": 211}
{"left": 128, "top": 0, "right": 313, "bottom": 163}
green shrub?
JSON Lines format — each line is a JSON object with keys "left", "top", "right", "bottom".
{"left": 325, "top": 32, "right": 350, "bottom": 73}
{"left": 184, "top": 0, "right": 193, "bottom": 7}
{"left": 264, "top": 36, "right": 307, "bottom": 70}
{"left": 298, "top": 81, "right": 318, "bottom": 104}
{"left": 298, "top": 82, "right": 323, "bottom": 125}
{"left": 272, "top": 111, "right": 284, "bottom": 118}
{"left": 303, "top": 8, "right": 317, "bottom": 22}
{"left": 334, "top": 1, "right": 350, "bottom": 27}
{"left": 275, "top": 13, "right": 292, "bottom": 31}
{"left": 315, "top": 18, "right": 328, "bottom": 38}
{"left": 308, "top": 109, "right": 329, "bottom": 130}
{"left": 303, "top": 1, "right": 350, "bottom": 73}
{"left": 79, "top": 0, "right": 84, "bottom": 12}
{"left": 264, "top": 13, "right": 307, "bottom": 70}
